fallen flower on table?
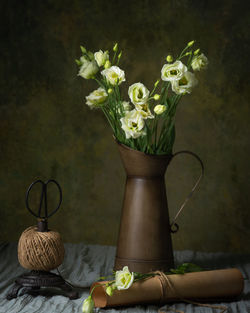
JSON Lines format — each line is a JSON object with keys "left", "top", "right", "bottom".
{"left": 82, "top": 263, "right": 202, "bottom": 313}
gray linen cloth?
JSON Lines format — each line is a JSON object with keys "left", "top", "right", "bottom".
{"left": 0, "top": 243, "right": 249, "bottom": 313}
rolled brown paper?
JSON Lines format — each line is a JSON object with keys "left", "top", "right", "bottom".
{"left": 91, "top": 268, "right": 244, "bottom": 308}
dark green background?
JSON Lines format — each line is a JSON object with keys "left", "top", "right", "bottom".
{"left": 1, "top": 0, "right": 249, "bottom": 253}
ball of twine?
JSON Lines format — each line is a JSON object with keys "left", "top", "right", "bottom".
{"left": 18, "top": 226, "right": 65, "bottom": 271}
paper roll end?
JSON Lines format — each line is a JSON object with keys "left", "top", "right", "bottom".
{"left": 91, "top": 282, "right": 108, "bottom": 308}
{"left": 232, "top": 268, "right": 244, "bottom": 295}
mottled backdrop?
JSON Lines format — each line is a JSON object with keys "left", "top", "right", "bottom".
{"left": 0, "top": 0, "right": 249, "bottom": 253}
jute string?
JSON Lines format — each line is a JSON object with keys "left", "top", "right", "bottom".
{"left": 18, "top": 226, "right": 65, "bottom": 271}
{"left": 155, "top": 271, "right": 228, "bottom": 313}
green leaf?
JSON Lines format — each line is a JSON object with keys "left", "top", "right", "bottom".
{"left": 169, "top": 263, "right": 203, "bottom": 274}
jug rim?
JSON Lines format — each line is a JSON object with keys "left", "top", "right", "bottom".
{"left": 115, "top": 138, "right": 173, "bottom": 159}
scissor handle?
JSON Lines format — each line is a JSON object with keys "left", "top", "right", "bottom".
{"left": 25, "top": 179, "right": 62, "bottom": 219}
{"left": 168, "top": 150, "right": 204, "bottom": 233}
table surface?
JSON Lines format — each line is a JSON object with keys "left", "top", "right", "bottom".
{"left": 0, "top": 242, "right": 250, "bottom": 313}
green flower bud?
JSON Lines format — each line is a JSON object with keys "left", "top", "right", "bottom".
{"left": 166, "top": 55, "right": 173, "bottom": 63}
{"left": 106, "top": 286, "right": 113, "bottom": 296}
{"left": 104, "top": 60, "right": 111, "bottom": 69}
{"left": 118, "top": 51, "right": 122, "bottom": 59}
{"left": 82, "top": 296, "right": 94, "bottom": 313}
{"left": 154, "top": 104, "right": 167, "bottom": 115}
{"left": 187, "top": 40, "right": 195, "bottom": 47}
{"left": 80, "top": 46, "right": 87, "bottom": 53}
{"left": 113, "top": 43, "right": 118, "bottom": 52}
{"left": 75, "top": 59, "right": 81, "bottom": 66}
{"left": 194, "top": 48, "right": 200, "bottom": 55}
{"left": 184, "top": 51, "right": 192, "bottom": 56}
{"left": 88, "top": 51, "right": 94, "bottom": 60}
{"left": 153, "top": 94, "right": 160, "bottom": 100}
{"left": 108, "top": 88, "right": 113, "bottom": 94}
{"left": 154, "top": 79, "right": 160, "bottom": 87}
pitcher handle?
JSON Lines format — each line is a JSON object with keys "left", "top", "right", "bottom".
{"left": 169, "top": 150, "right": 204, "bottom": 233}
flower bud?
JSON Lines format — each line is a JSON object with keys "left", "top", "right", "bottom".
{"left": 82, "top": 296, "right": 94, "bottom": 313}
{"left": 80, "top": 46, "right": 87, "bottom": 54}
{"left": 194, "top": 48, "right": 200, "bottom": 55}
{"left": 118, "top": 51, "right": 122, "bottom": 59}
{"left": 113, "top": 43, "right": 118, "bottom": 52}
{"left": 108, "top": 88, "right": 113, "bottom": 94}
{"left": 154, "top": 104, "right": 166, "bottom": 115}
{"left": 187, "top": 40, "right": 195, "bottom": 47}
{"left": 184, "top": 51, "right": 192, "bottom": 56}
{"left": 106, "top": 286, "right": 113, "bottom": 296}
{"left": 87, "top": 51, "right": 94, "bottom": 60}
{"left": 166, "top": 55, "right": 173, "bottom": 63}
{"left": 75, "top": 59, "right": 81, "bottom": 66}
{"left": 153, "top": 94, "right": 160, "bottom": 100}
{"left": 154, "top": 79, "right": 160, "bottom": 87}
{"left": 104, "top": 60, "right": 111, "bottom": 69}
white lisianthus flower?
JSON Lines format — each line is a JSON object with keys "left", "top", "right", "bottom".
{"left": 101, "top": 66, "right": 125, "bottom": 85}
{"left": 128, "top": 83, "right": 149, "bottom": 105}
{"left": 115, "top": 266, "right": 134, "bottom": 290}
{"left": 120, "top": 110, "right": 146, "bottom": 139}
{"left": 154, "top": 104, "right": 166, "bottom": 115}
{"left": 171, "top": 71, "right": 198, "bottom": 95}
{"left": 135, "top": 103, "right": 154, "bottom": 119}
{"left": 82, "top": 296, "right": 94, "bottom": 313}
{"left": 191, "top": 53, "right": 208, "bottom": 71}
{"left": 78, "top": 60, "right": 99, "bottom": 79}
{"left": 94, "top": 50, "right": 109, "bottom": 67}
{"left": 86, "top": 87, "right": 108, "bottom": 109}
{"left": 161, "top": 60, "right": 187, "bottom": 82}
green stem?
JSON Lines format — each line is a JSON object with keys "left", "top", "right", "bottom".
{"left": 90, "top": 284, "right": 100, "bottom": 297}
{"left": 149, "top": 79, "right": 160, "bottom": 97}
{"left": 94, "top": 78, "right": 105, "bottom": 89}
{"left": 112, "top": 51, "right": 117, "bottom": 65}
{"left": 156, "top": 94, "right": 181, "bottom": 153}
{"left": 160, "top": 82, "right": 168, "bottom": 103}
{"left": 177, "top": 44, "right": 191, "bottom": 60}
{"left": 102, "top": 107, "right": 116, "bottom": 134}
{"left": 154, "top": 116, "right": 158, "bottom": 151}
{"left": 162, "top": 82, "right": 170, "bottom": 105}
{"left": 187, "top": 51, "right": 194, "bottom": 69}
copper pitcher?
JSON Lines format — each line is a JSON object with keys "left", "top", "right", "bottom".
{"left": 114, "top": 142, "right": 204, "bottom": 273}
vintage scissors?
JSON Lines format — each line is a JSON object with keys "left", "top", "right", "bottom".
{"left": 25, "top": 179, "right": 62, "bottom": 230}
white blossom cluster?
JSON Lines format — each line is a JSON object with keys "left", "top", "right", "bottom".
{"left": 76, "top": 42, "right": 208, "bottom": 143}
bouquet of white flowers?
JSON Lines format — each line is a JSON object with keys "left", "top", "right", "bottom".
{"left": 76, "top": 41, "right": 208, "bottom": 155}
